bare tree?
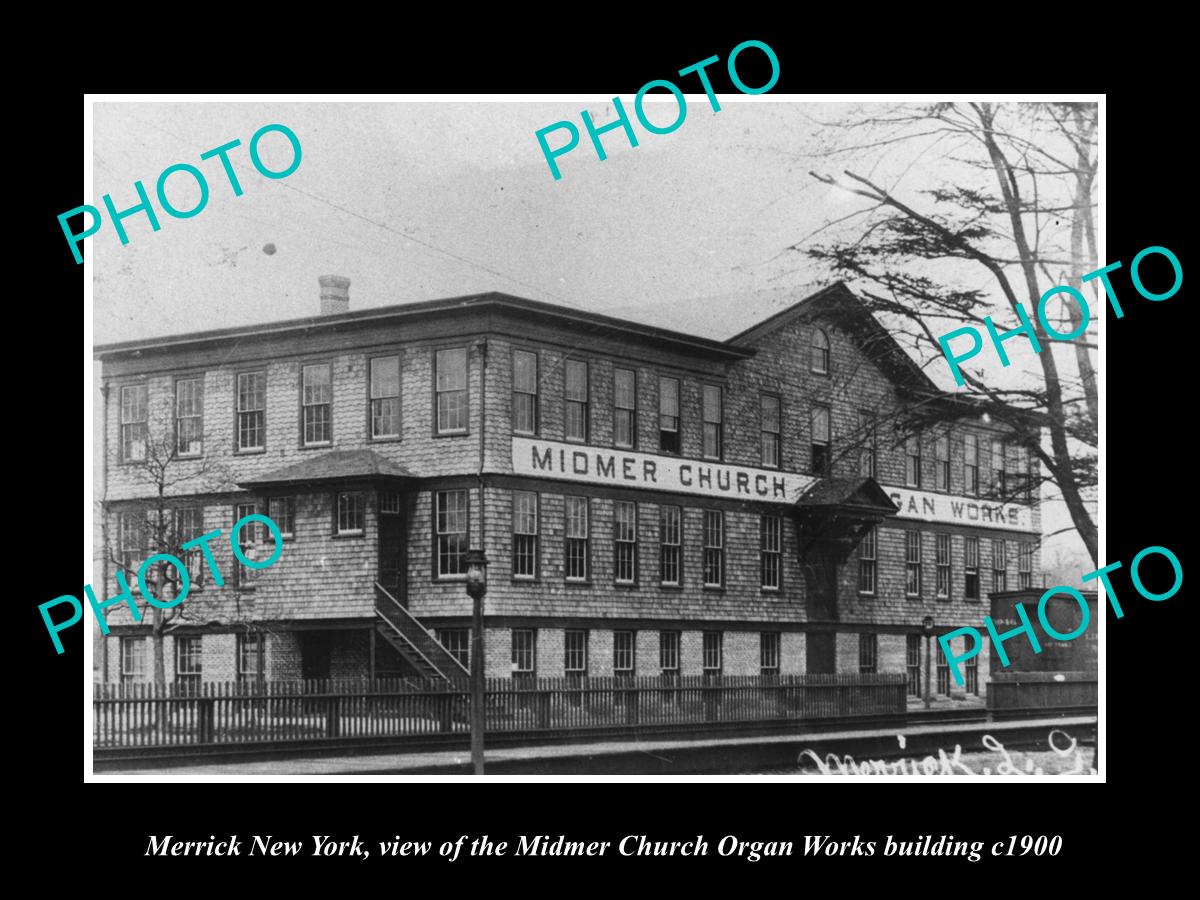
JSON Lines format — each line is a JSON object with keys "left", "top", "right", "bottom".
{"left": 104, "top": 405, "right": 250, "bottom": 684}
{"left": 800, "top": 102, "right": 1098, "bottom": 563}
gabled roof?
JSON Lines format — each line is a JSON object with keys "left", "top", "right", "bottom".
{"left": 795, "top": 477, "right": 899, "bottom": 517}
{"left": 728, "top": 282, "right": 941, "bottom": 396}
{"left": 237, "top": 450, "right": 416, "bottom": 489}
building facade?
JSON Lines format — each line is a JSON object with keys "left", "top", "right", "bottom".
{"left": 95, "top": 278, "right": 1040, "bottom": 699}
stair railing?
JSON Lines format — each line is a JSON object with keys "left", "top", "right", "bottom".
{"left": 375, "top": 583, "right": 470, "bottom": 678}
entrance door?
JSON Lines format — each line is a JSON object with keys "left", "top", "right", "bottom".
{"left": 807, "top": 632, "right": 836, "bottom": 674}
{"left": 378, "top": 491, "right": 406, "bottom": 604}
{"left": 300, "top": 632, "right": 332, "bottom": 680}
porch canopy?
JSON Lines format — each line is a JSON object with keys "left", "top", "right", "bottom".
{"left": 237, "top": 449, "right": 417, "bottom": 490}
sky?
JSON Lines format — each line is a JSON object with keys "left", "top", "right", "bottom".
{"left": 90, "top": 99, "right": 1097, "bottom": 567}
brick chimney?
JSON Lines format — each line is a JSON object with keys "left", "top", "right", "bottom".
{"left": 319, "top": 275, "right": 351, "bottom": 315}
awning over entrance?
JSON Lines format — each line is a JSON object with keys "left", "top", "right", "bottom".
{"left": 237, "top": 449, "right": 417, "bottom": 490}
{"left": 791, "top": 477, "right": 899, "bottom": 623}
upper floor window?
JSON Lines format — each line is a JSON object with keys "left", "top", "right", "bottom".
{"left": 613, "top": 368, "right": 636, "bottom": 449}
{"left": 301, "top": 364, "right": 332, "bottom": 446}
{"left": 905, "top": 433, "right": 922, "bottom": 488}
{"left": 858, "top": 525, "right": 877, "bottom": 595}
{"left": 811, "top": 328, "right": 830, "bottom": 374}
{"left": 564, "top": 496, "right": 590, "bottom": 581}
{"left": 965, "top": 536, "right": 980, "bottom": 600}
{"left": 964, "top": 434, "right": 979, "bottom": 496}
{"left": 613, "top": 500, "right": 637, "bottom": 585}
{"left": 370, "top": 355, "right": 401, "bottom": 439}
{"left": 119, "top": 383, "right": 148, "bottom": 462}
{"left": 659, "top": 505, "right": 681, "bottom": 586}
{"left": 234, "top": 501, "right": 265, "bottom": 586}
{"left": 760, "top": 514, "right": 781, "bottom": 590}
{"left": 117, "top": 512, "right": 148, "bottom": 579}
{"left": 1017, "top": 444, "right": 1033, "bottom": 503}
{"left": 702, "top": 510, "right": 724, "bottom": 588}
{"left": 175, "top": 377, "right": 203, "bottom": 457}
{"left": 936, "top": 533, "right": 951, "bottom": 599}
{"left": 991, "top": 439, "right": 1006, "bottom": 496}
{"left": 436, "top": 489, "right": 469, "bottom": 577}
{"left": 335, "top": 492, "right": 364, "bottom": 536}
{"left": 859, "top": 410, "right": 877, "bottom": 479}
{"left": 236, "top": 371, "right": 266, "bottom": 452}
{"left": 811, "top": 406, "right": 831, "bottom": 476}
{"left": 564, "top": 359, "right": 589, "bottom": 443}
{"left": 435, "top": 348, "right": 468, "bottom": 435}
{"left": 760, "top": 394, "right": 781, "bottom": 468}
{"left": 175, "top": 507, "right": 205, "bottom": 588}
{"left": 1019, "top": 542, "right": 1034, "bottom": 589}
{"left": 702, "top": 384, "right": 723, "bottom": 460}
{"left": 512, "top": 490, "right": 538, "bottom": 579}
{"left": 658, "top": 376, "right": 680, "bottom": 453}
{"left": 993, "top": 539, "right": 1008, "bottom": 591}
{"left": 905, "top": 531, "right": 922, "bottom": 597}
{"left": 512, "top": 350, "right": 538, "bottom": 436}
{"left": 935, "top": 434, "right": 950, "bottom": 491}
{"left": 268, "top": 496, "right": 296, "bottom": 538}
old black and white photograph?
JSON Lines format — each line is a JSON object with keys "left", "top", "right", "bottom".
{"left": 84, "top": 96, "right": 1102, "bottom": 779}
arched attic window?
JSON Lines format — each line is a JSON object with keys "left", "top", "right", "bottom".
{"left": 811, "top": 328, "right": 830, "bottom": 375}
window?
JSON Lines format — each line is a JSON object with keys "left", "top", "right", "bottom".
{"left": 511, "top": 629, "right": 536, "bottom": 683}
{"left": 613, "top": 631, "right": 635, "bottom": 678}
{"left": 117, "top": 512, "right": 148, "bottom": 580}
{"left": 702, "top": 384, "right": 722, "bottom": 459}
{"left": 658, "top": 376, "right": 680, "bottom": 453}
{"left": 236, "top": 632, "right": 262, "bottom": 685}
{"left": 613, "top": 500, "right": 637, "bottom": 584}
{"left": 176, "top": 636, "right": 202, "bottom": 690}
{"left": 435, "top": 348, "right": 468, "bottom": 434}
{"left": 564, "top": 630, "right": 588, "bottom": 680}
{"left": 991, "top": 439, "right": 1006, "bottom": 496}
{"left": 119, "top": 383, "right": 148, "bottom": 462}
{"left": 965, "top": 537, "right": 980, "bottom": 600}
{"left": 810, "top": 406, "right": 831, "bottom": 475}
{"left": 993, "top": 539, "right": 1008, "bottom": 591}
{"left": 905, "top": 531, "right": 922, "bottom": 597}
{"left": 935, "top": 434, "right": 950, "bottom": 491}
{"left": 702, "top": 510, "right": 724, "bottom": 588}
{"left": 1019, "top": 542, "right": 1034, "bottom": 590}
{"left": 760, "top": 394, "right": 781, "bottom": 468}
{"left": 235, "top": 501, "right": 264, "bottom": 585}
{"left": 936, "top": 533, "right": 951, "bottom": 600}
{"left": 268, "top": 496, "right": 295, "bottom": 538}
{"left": 436, "top": 628, "right": 470, "bottom": 669}
{"left": 1017, "top": 445, "right": 1033, "bottom": 502}
{"left": 564, "top": 359, "right": 589, "bottom": 443}
{"left": 964, "top": 434, "right": 979, "bottom": 496}
{"left": 859, "top": 410, "right": 877, "bottom": 479}
{"left": 905, "top": 433, "right": 922, "bottom": 487}
{"left": 906, "top": 634, "right": 921, "bottom": 698}
{"left": 120, "top": 636, "right": 146, "bottom": 684}
{"left": 175, "top": 377, "right": 203, "bottom": 456}
{"left": 760, "top": 514, "right": 781, "bottom": 590}
{"left": 436, "top": 490, "right": 468, "bottom": 577}
{"left": 301, "top": 363, "right": 332, "bottom": 446}
{"left": 564, "top": 496, "right": 589, "bottom": 581}
{"left": 614, "top": 368, "right": 636, "bottom": 449}
{"left": 512, "top": 349, "right": 538, "bottom": 436}
{"left": 512, "top": 491, "right": 538, "bottom": 579}
{"left": 937, "top": 655, "right": 950, "bottom": 695}
{"left": 659, "top": 505, "right": 681, "bottom": 586}
{"left": 858, "top": 634, "right": 877, "bottom": 674}
{"left": 811, "top": 328, "right": 830, "bottom": 374}
{"left": 858, "top": 526, "right": 877, "bottom": 595}
{"left": 236, "top": 371, "right": 266, "bottom": 451}
{"left": 702, "top": 631, "right": 723, "bottom": 681}
{"left": 335, "top": 492, "right": 364, "bottom": 535}
{"left": 175, "top": 507, "right": 205, "bottom": 589}
{"left": 370, "top": 355, "right": 401, "bottom": 439}
{"left": 965, "top": 653, "right": 979, "bottom": 695}
{"left": 760, "top": 632, "right": 780, "bottom": 678}
{"left": 659, "top": 631, "right": 680, "bottom": 679}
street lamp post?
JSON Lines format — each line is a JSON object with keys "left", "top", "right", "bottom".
{"left": 465, "top": 549, "right": 488, "bottom": 776}
{"left": 922, "top": 615, "right": 935, "bottom": 711}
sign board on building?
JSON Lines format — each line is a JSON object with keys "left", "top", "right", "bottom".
{"left": 989, "top": 592, "right": 1098, "bottom": 673}
{"left": 511, "top": 438, "right": 1035, "bottom": 532}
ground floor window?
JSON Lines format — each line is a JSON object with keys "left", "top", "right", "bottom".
{"left": 858, "top": 633, "right": 877, "bottom": 674}
{"left": 906, "top": 634, "right": 921, "bottom": 698}
{"left": 760, "top": 632, "right": 780, "bottom": 679}
{"left": 511, "top": 629, "right": 536, "bottom": 684}
{"left": 120, "top": 636, "right": 146, "bottom": 685}
{"left": 937, "top": 656, "right": 950, "bottom": 695}
{"left": 175, "top": 636, "right": 202, "bottom": 692}
{"left": 965, "top": 654, "right": 979, "bottom": 695}
{"left": 436, "top": 628, "right": 471, "bottom": 670}
{"left": 237, "top": 632, "right": 263, "bottom": 685}
{"left": 702, "top": 631, "right": 722, "bottom": 682}
{"left": 613, "top": 630, "right": 635, "bottom": 680}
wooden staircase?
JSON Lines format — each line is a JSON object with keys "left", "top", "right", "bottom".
{"left": 374, "top": 583, "right": 470, "bottom": 683}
